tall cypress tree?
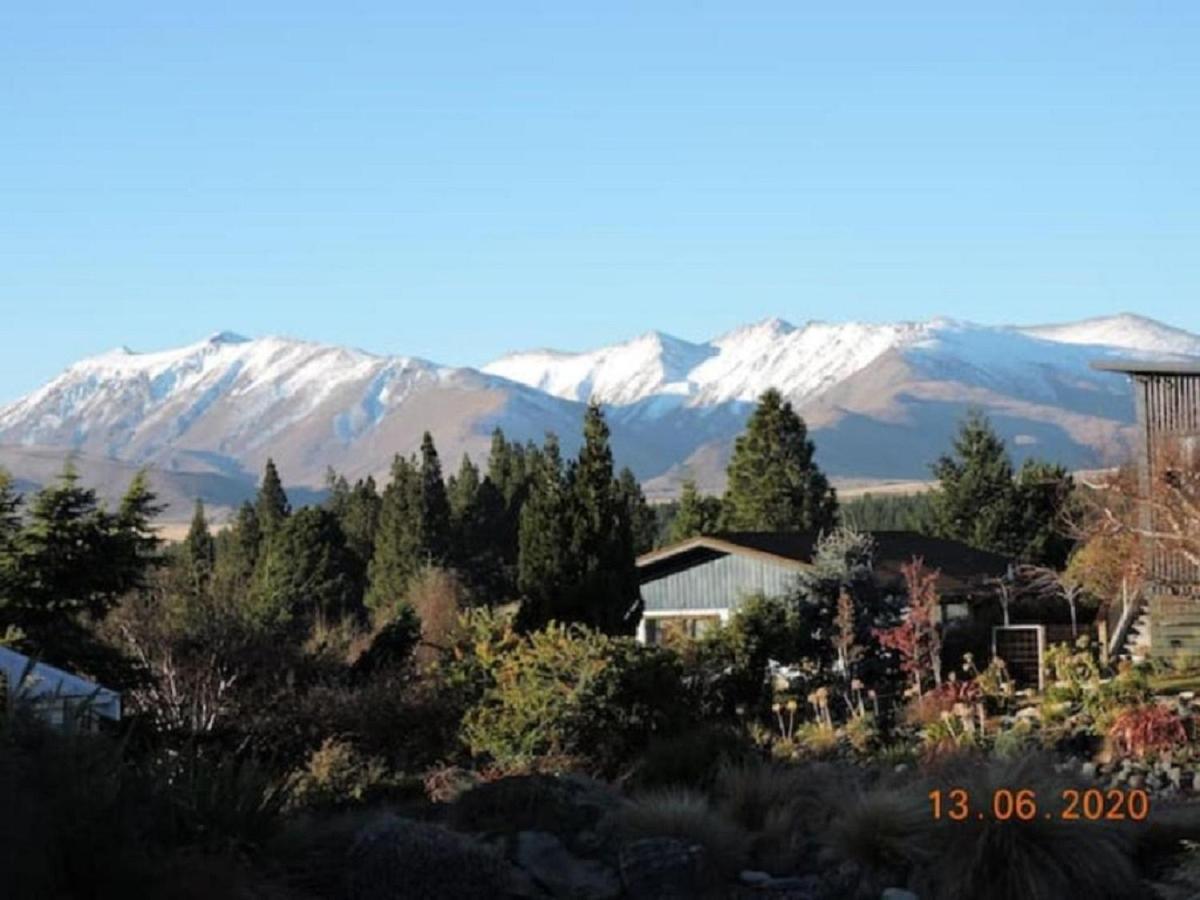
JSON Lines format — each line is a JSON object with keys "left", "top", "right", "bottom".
{"left": 565, "top": 403, "right": 641, "bottom": 634}
{"left": 256, "top": 458, "right": 291, "bottom": 537}
{"left": 721, "top": 389, "right": 837, "bottom": 533}
{"left": 416, "top": 432, "right": 451, "bottom": 565}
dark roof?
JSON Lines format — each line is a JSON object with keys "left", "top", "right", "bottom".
{"left": 638, "top": 530, "right": 1011, "bottom": 595}
{"left": 1092, "top": 359, "right": 1200, "bottom": 376}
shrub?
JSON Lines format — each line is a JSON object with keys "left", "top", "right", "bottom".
{"left": 287, "top": 737, "right": 399, "bottom": 811}
{"left": 618, "top": 788, "right": 750, "bottom": 877}
{"left": 632, "top": 725, "right": 752, "bottom": 790}
{"left": 792, "top": 721, "right": 840, "bottom": 758}
{"left": 460, "top": 622, "right": 688, "bottom": 774}
{"left": 1108, "top": 704, "right": 1188, "bottom": 759}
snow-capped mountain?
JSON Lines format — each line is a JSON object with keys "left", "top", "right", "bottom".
{"left": 1, "top": 312, "right": 1196, "bottom": 518}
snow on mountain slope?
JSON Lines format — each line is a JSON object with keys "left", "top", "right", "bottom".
{"left": 483, "top": 330, "right": 714, "bottom": 405}
{"left": 0, "top": 332, "right": 596, "bottom": 491}
{"left": 486, "top": 312, "right": 1200, "bottom": 411}
{"left": 1021, "top": 313, "right": 1200, "bottom": 356}
{"left": 3, "top": 312, "right": 1198, "bottom": 513}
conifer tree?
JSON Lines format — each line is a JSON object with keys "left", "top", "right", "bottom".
{"left": 930, "top": 410, "right": 1020, "bottom": 555}
{"left": 184, "top": 498, "right": 216, "bottom": 596}
{"left": 721, "top": 389, "right": 837, "bottom": 533}
{"left": 447, "top": 454, "right": 481, "bottom": 523}
{"left": 114, "top": 470, "right": 164, "bottom": 587}
{"left": 254, "top": 506, "right": 355, "bottom": 626}
{"left": 0, "top": 470, "right": 23, "bottom": 612}
{"left": 416, "top": 432, "right": 451, "bottom": 565}
{"left": 517, "top": 434, "right": 570, "bottom": 628}
{"left": 366, "top": 455, "right": 422, "bottom": 617}
{"left": 565, "top": 403, "right": 641, "bottom": 634}
{"left": 1013, "top": 459, "right": 1075, "bottom": 567}
{"left": 338, "top": 476, "right": 382, "bottom": 573}
{"left": 255, "top": 458, "right": 291, "bottom": 537}
{"left": 617, "top": 467, "right": 657, "bottom": 555}
{"left": 668, "top": 479, "right": 723, "bottom": 542}
{"left": 212, "top": 501, "right": 261, "bottom": 606}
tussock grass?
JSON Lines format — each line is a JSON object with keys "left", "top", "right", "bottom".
{"left": 828, "top": 752, "right": 1143, "bottom": 900}
{"left": 618, "top": 788, "right": 750, "bottom": 877}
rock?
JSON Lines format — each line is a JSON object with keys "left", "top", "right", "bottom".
{"left": 619, "top": 838, "right": 708, "bottom": 899}
{"left": 1080, "top": 762, "right": 1097, "bottom": 779}
{"left": 741, "top": 870, "right": 773, "bottom": 885}
{"left": 346, "top": 814, "right": 509, "bottom": 900}
{"left": 893, "top": 763, "right": 909, "bottom": 774}
{"left": 1129, "top": 774, "right": 1146, "bottom": 789}
{"left": 517, "top": 830, "right": 621, "bottom": 900}
{"left": 881, "top": 889, "right": 920, "bottom": 900}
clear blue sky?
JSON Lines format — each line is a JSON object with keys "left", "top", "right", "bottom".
{"left": 2, "top": 2, "right": 1198, "bottom": 403}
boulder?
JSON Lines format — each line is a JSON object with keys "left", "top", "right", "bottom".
{"left": 346, "top": 814, "right": 509, "bottom": 900}
{"left": 516, "top": 830, "right": 621, "bottom": 900}
{"left": 619, "top": 837, "right": 709, "bottom": 899}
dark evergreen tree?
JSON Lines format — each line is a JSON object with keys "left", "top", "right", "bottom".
{"left": 416, "top": 432, "right": 451, "bottom": 566}
{"left": 2, "top": 464, "right": 158, "bottom": 673}
{"left": 720, "top": 389, "right": 837, "bottom": 533}
{"left": 366, "top": 455, "right": 422, "bottom": 617}
{"left": 929, "top": 410, "right": 1021, "bottom": 555}
{"left": 338, "top": 476, "right": 382, "bottom": 577}
{"left": 212, "top": 501, "right": 261, "bottom": 606}
{"left": 184, "top": 498, "right": 216, "bottom": 596}
{"left": 517, "top": 434, "right": 570, "bottom": 628}
{"left": 253, "top": 506, "right": 356, "bottom": 626}
{"left": 0, "top": 470, "right": 23, "bottom": 620}
{"left": 447, "top": 454, "right": 481, "bottom": 522}
{"left": 255, "top": 458, "right": 291, "bottom": 537}
{"left": 485, "top": 428, "right": 530, "bottom": 590}
{"left": 668, "top": 479, "right": 723, "bottom": 542}
{"left": 617, "top": 467, "right": 657, "bottom": 555}
{"left": 564, "top": 403, "right": 641, "bottom": 634}
{"left": 839, "top": 492, "right": 936, "bottom": 532}
{"left": 1013, "top": 459, "right": 1075, "bottom": 568}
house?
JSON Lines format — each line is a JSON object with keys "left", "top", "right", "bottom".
{"left": 1093, "top": 358, "right": 1200, "bottom": 659}
{"left": 0, "top": 646, "right": 122, "bottom": 730}
{"left": 635, "top": 530, "right": 1011, "bottom": 644}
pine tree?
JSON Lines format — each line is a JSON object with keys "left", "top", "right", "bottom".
{"left": 668, "top": 479, "right": 723, "bottom": 542}
{"left": 212, "top": 501, "right": 261, "bottom": 607}
{"left": 114, "top": 470, "right": 164, "bottom": 588}
{"left": 1013, "top": 459, "right": 1075, "bottom": 567}
{"left": 5, "top": 463, "right": 157, "bottom": 670}
{"left": 616, "top": 467, "right": 657, "bottom": 555}
{"left": 929, "top": 410, "right": 1021, "bottom": 555}
{"left": 254, "top": 506, "right": 356, "bottom": 626}
{"left": 338, "top": 476, "right": 382, "bottom": 574}
{"left": 720, "top": 389, "right": 837, "bottom": 533}
{"left": 416, "top": 432, "right": 451, "bottom": 566}
{"left": 366, "top": 455, "right": 422, "bottom": 617}
{"left": 184, "top": 498, "right": 216, "bottom": 596}
{"left": 517, "top": 434, "right": 570, "bottom": 628}
{"left": 448, "top": 454, "right": 481, "bottom": 522}
{"left": 564, "top": 403, "right": 641, "bottom": 634}
{"left": 0, "top": 470, "right": 23, "bottom": 616}
{"left": 255, "top": 458, "right": 291, "bottom": 537}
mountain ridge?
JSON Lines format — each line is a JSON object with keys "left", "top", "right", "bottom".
{"left": 2, "top": 312, "right": 1196, "bottom": 519}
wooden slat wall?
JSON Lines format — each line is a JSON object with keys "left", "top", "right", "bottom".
{"left": 1137, "top": 373, "right": 1200, "bottom": 593}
